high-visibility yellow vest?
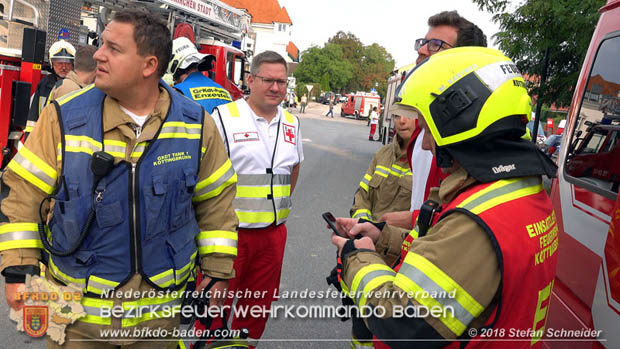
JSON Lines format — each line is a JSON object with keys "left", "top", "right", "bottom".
{"left": 214, "top": 99, "right": 300, "bottom": 228}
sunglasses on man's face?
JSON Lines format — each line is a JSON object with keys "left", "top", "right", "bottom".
{"left": 414, "top": 38, "right": 454, "bottom": 53}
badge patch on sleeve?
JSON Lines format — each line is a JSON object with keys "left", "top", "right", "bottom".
{"left": 233, "top": 132, "right": 260, "bottom": 143}
{"left": 283, "top": 123, "right": 296, "bottom": 145}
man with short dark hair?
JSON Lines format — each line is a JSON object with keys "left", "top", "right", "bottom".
{"left": 210, "top": 50, "right": 304, "bottom": 347}
{"left": 416, "top": 10, "right": 487, "bottom": 64}
{"left": 380, "top": 10, "right": 487, "bottom": 229}
{"left": 1, "top": 9, "right": 238, "bottom": 346}
{"left": 47, "top": 45, "right": 98, "bottom": 102}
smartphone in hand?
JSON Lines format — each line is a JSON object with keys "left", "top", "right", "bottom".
{"left": 322, "top": 212, "right": 345, "bottom": 237}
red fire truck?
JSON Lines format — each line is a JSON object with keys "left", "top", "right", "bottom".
{"left": 0, "top": 0, "right": 250, "bottom": 168}
{"left": 340, "top": 91, "right": 381, "bottom": 120}
{"left": 547, "top": 0, "right": 620, "bottom": 346}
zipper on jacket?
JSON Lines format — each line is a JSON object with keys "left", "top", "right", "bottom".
{"left": 131, "top": 162, "right": 139, "bottom": 271}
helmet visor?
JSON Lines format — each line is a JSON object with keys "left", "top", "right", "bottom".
{"left": 51, "top": 57, "right": 74, "bottom": 63}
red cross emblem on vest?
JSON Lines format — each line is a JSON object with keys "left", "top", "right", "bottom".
{"left": 283, "top": 123, "right": 296, "bottom": 145}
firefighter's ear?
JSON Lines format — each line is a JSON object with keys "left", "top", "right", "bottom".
{"left": 143, "top": 55, "right": 159, "bottom": 79}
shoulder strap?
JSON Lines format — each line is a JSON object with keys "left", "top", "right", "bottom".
{"left": 214, "top": 107, "right": 231, "bottom": 159}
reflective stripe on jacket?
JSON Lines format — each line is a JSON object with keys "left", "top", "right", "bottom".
{"left": 351, "top": 135, "right": 411, "bottom": 221}
{"left": 345, "top": 175, "right": 556, "bottom": 345}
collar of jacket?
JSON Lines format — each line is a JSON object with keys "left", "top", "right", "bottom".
{"left": 66, "top": 71, "right": 85, "bottom": 89}
{"left": 429, "top": 166, "right": 478, "bottom": 205}
{"left": 406, "top": 120, "right": 422, "bottom": 169}
{"left": 392, "top": 134, "right": 408, "bottom": 160}
{"left": 102, "top": 85, "right": 171, "bottom": 133}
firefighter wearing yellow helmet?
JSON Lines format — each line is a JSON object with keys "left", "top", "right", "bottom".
{"left": 25, "top": 40, "right": 77, "bottom": 136}
{"left": 331, "top": 47, "right": 558, "bottom": 347}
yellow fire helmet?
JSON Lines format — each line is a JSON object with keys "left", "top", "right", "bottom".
{"left": 397, "top": 47, "right": 531, "bottom": 147}
{"left": 396, "top": 47, "right": 556, "bottom": 182}
{"left": 49, "top": 40, "right": 76, "bottom": 62}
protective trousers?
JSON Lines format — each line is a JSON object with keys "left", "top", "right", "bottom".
{"left": 369, "top": 124, "right": 377, "bottom": 140}
{"left": 210, "top": 224, "right": 287, "bottom": 347}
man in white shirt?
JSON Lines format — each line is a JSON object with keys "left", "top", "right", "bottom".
{"left": 210, "top": 50, "right": 303, "bottom": 347}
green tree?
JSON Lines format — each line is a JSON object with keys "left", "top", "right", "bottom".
{"left": 295, "top": 84, "right": 308, "bottom": 99}
{"left": 293, "top": 44, "right": 353, "bottom": 92}
{"left": 327, "top": 32, "right": 395, "bottom": 97}
{"left": 294, "top": 31, "right": 395, "bottom": 98}
{"left": 328, "top": 31, "right": 365, "bottom": 92}
{"left": 359, "top": 43, "right": 395, "bottom": 98}
{"left": 472, "top": 0, "right": 605, "bottom": 107}
{"left": 320, "top": 73, "right": 330, "bottom": 92}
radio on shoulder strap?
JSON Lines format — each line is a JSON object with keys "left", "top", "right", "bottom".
{"left": 417, "top": 200, "right": 440, "bottom": 238}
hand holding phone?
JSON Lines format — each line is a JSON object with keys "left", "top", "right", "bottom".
{"left": 322, "top": 212, "right": 362, "bottom": 239}
{"left": 322, "top": 212, "right": 345, "bottom": 237}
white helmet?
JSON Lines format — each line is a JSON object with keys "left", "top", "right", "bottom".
{"left": 49, "top": 40, "right": 76, "bottom": 63}
{"left": 168, "top": 37, "right": 215, "bottom": 76}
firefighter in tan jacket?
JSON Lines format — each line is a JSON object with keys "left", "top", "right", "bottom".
{"left": 351, "top": 115, "right": 416, "bottom": 223}
{"left": 1, "top": 10, "right": 238, "bottom": 347}
{"left": 331, "top": 48, "right": 558, "bottom": 348}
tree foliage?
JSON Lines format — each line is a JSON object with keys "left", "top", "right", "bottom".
{"left": 472, "top": 0, "right": 605, "bottom": 107}
{"left": 320, "top": 73, "right": 330, "bottom": 91}
{"left": 295, "top": 84, "right": 308, "bottom": 99}
{"left": 359, "top": 43, "right": 395, "bottom": 98}
{"left": 294, "top": 31, "right": 395, "bottom": 98}
{"left": 293, "top": 44, "right": 353, "bottom": 94}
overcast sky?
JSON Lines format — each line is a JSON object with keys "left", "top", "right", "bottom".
{"left": 278, "top": 0, "right": 504, "bottom": 67}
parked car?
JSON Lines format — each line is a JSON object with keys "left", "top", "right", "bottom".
{"left": 320, "top": 92, "right": 335, "bottom": 104}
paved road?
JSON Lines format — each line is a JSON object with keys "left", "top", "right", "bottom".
{"left": 0, "top": 105, "right": 382, "bottom": 348}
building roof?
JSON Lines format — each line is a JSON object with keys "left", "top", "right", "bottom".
{"left": 287, "top": 41, "right": 299, "bottom": 62}
{"left": 220, "top": 0, "right": 292, "bottom": 24}
{"left": 275, "top": 7, "right": 292, "bottom": 24}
